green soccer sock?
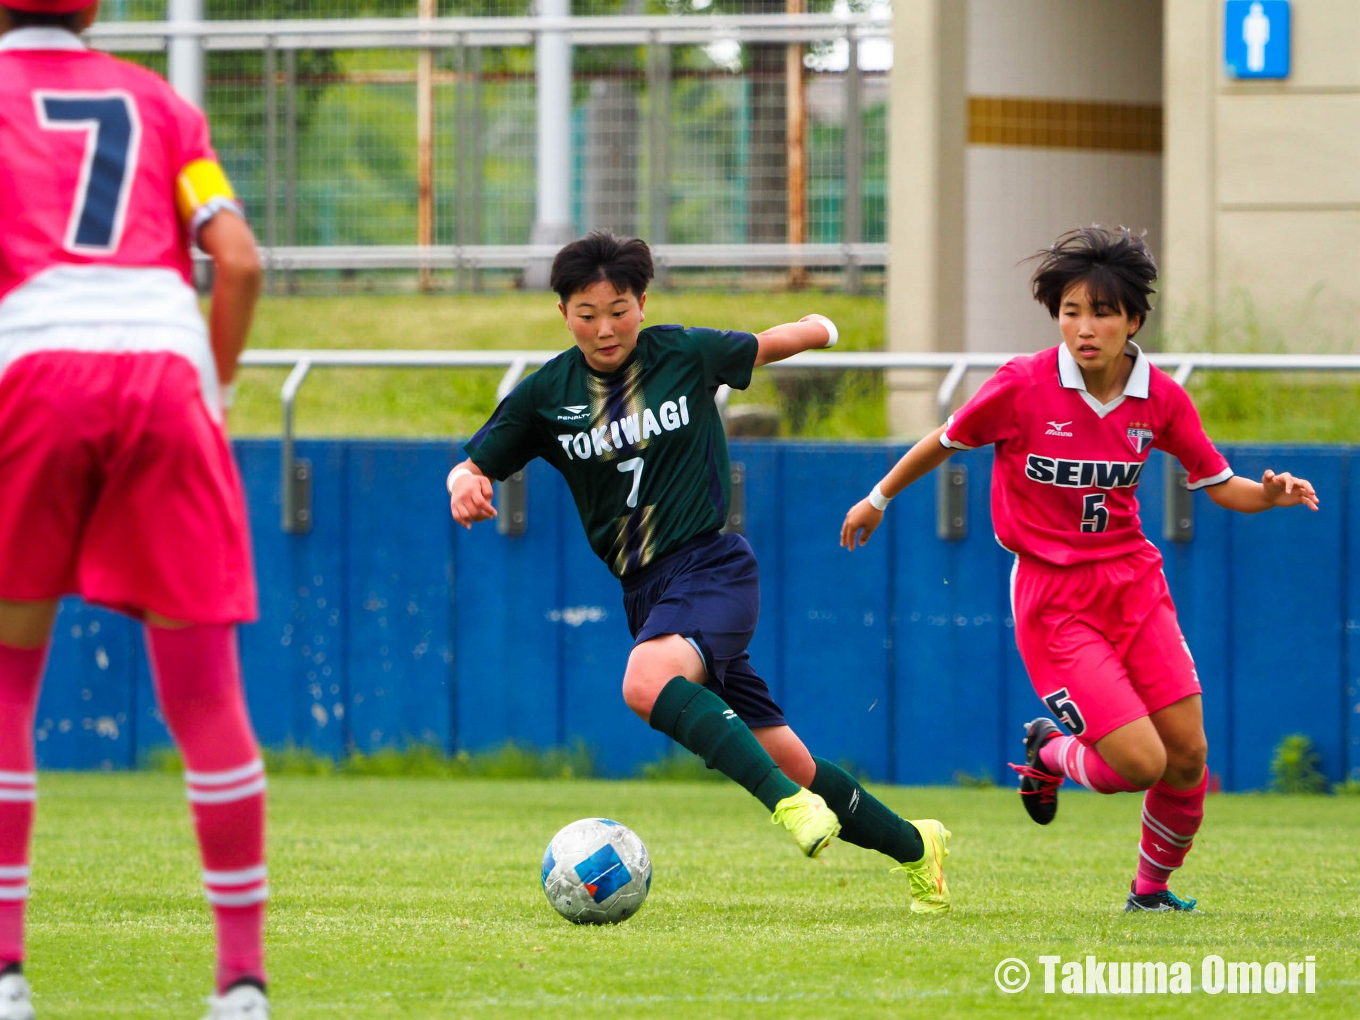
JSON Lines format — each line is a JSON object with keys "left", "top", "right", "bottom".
{"left": 810, "top": 757, "right": 924, "bottom": 863}
{"left": 648, "top": 677, "right": 800, "bottom": 811}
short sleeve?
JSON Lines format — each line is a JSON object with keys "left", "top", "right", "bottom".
{"left": 687, "top": 327, "right": 759, "bottom": 391}
{"left": 1155, "top": 381, "right": 1233, "bottom": 490}
{"left": 462, "top": 378, "right": 542, "bottom": 481}
{"left": 940, "top": 360, "right": 1026, "bottom": 450}
{"left": 166, "top": 87, "right": 243, "bottom": 240}
{"left": 167, "top": 89, "right": 216, "bottom": 166}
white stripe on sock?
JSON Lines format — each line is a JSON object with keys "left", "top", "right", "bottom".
{"left": 1141, "top": 807, "right": 1194, "bottom": 847}
{"left": 0, "top": 886, "right": 29, "bottom": 901}
{"left": 205, "top": 884, "right": 269, "bottom": 907}
{"left": 0, "top": 790, "right": 37, "bottom": 803}
{"left": 186, "top": 777, "right": 266, "bottom": 805}
{"left": 0, "top": 771, "right": 36, "bottom": 785}
{"left": 0, "top": 866, "right": 30, "bottom": 880}
{"left": 185, "top": 760, "right": 264, "bottom": 787}
{"left": 1139, "top": 845, "right": 1179, "bottom": 871}
{"left": 204, "top": 865, "right": 267, "bottom": 886}
{"left": 1073, "top": 744, "right": 1093, "bottom": 791}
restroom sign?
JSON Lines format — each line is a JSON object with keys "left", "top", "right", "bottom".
{"left": 1224, "top": 1, "right": 1290, "bottom": 79}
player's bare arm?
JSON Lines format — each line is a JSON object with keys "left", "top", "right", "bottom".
{"left": 447, "top": 459, "right": 497, "bottom": 528}
{"left": 1205, "top": 469, "right": 1320, "bottom": 513}
{"left": 840, "top": 423, "right": 954, "bottom": 551}
{"left": 198, "top": 211, "right": 262, "bottom": 386}
{"left": 753, "top": 314, "right": 838, "bottom": 367}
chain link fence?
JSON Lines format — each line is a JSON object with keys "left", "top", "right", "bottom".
{"left": 96, "top": 2, "right": 890, "bottom": 291}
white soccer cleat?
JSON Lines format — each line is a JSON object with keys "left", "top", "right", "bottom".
{"left": 0, "top": 972, "right": 35, "bottom": 1020}
{"left": 203, "top": 984, "right": 269, "bottom": 1020}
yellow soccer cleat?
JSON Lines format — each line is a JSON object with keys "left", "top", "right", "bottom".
{"left": 892, "top": 819, "right": 952, "bottom": 913}
{"left": 771, "top": 788, "right": 841, "bottom": 857}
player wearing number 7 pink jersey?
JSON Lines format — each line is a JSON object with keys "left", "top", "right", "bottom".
{"left": 840, "top": 226, "right": 1319, "bottom": 914}
{"left": 0, "top": 2, "right": 267, "bottom": 1017}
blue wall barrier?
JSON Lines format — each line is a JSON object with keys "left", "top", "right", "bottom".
{"left": 33, "top": 439, "right": 1359, "bottom": 791}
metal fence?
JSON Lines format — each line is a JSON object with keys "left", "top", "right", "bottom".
{"left": 90, "top": 8, "right": 892, "bottom": 290}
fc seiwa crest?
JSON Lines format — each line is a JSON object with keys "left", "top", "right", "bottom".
{"left": 1127, "top": 423, "right": 1154, "bottom": 453}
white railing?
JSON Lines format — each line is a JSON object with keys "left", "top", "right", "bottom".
{"left": 87, "top": 13, "right": 892, "bottom": 51}
{"left": 238, "top": 348, "right": 1360, "bottom": 535}
{"left": 214, "top": 243, "right": 890, "bottom": 275}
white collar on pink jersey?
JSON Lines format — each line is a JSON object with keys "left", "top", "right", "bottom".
{"left": 1056, "top": 340, "right": 1150, "bottom": 417}
{"left": 0, "top": 27, "right": 87, "bottom": 52}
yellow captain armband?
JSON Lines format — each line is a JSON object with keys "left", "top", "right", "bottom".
{"left": 175, "top": 158, "right": 244, "bottom": 239}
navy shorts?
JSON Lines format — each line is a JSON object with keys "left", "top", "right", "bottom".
{"left": 621, "top": 530, "right": 786, "bottom": 729}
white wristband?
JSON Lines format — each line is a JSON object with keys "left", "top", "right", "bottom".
{"left": 446, "top": 467, "right": 472, "bottom": 495}
{"left": 806, "top": 313, "right": 838, "bottom": 349}
{"left": 220, "top": 382, "right": 236, "bottom": 409}
{"left": 868, "top": 483, "right": 891, "bottom": 512}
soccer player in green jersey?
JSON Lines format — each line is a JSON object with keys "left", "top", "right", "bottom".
{"left": 448, "top": 232, "right": 952, "bottom": 912}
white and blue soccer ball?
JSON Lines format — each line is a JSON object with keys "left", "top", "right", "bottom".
{"left": 541, "top": 818, "right": 652, "bottom": 925}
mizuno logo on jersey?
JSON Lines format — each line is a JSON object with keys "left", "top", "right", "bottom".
{"left": 556, "top": 397, "right": 690, "bottom": 461}
{"left": 1045, "top": 420, "right": 1074, "bottom": 437}
{"left": 1025, "top": 455, "right": 1144, "bottom": 489}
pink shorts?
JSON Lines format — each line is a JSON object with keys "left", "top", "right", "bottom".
{"left": 1010, "top": 543, "right": 1200, "bottom": 746}
{"left": 0, "top": 350, "right": 256, "bottom": 623}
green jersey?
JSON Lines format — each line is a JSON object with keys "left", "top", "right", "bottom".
{"left": 464, "top": 324, "right": 758, "bottom": 577}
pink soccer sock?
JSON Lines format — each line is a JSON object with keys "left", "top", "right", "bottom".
{"left": 0, "top": 642, "right": 46, "bottom": 968}
{"left": 146, "top": 624, "right": 267, "bottom": 994}
{"left": 1038, "top": 734, "right": 1142, "bottom": 794}
{"left": 1135, "top": 768, "right": 1208, "bottom": 895}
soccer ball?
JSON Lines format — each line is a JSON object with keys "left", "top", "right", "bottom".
{"left": 541, "top": 818, "right": 652, "bottom": 924}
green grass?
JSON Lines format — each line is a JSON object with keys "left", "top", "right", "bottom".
{"left": 25, "top": 775, "right": 1360, "bottom": 1018}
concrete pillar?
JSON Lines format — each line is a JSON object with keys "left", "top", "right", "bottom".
{"left": 526, "top": 0, "right": 575, "bottom": 289}
{"left": 1161, "top": 0, "right": 1217, "bottom": 337}
{"left": 167, "top": 0, "right": 204, "bottom": 110}
{"left": 887, "top": 0, "right": 967, "bottom": 437}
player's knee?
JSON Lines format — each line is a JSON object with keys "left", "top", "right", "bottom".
{"left": 620, "top": 672, "right": 666, "bottom": 722}
{"left": 1116, "top": 746, "right": 1166, "bottom": 789}
{"left": 1165, "top": 733, "right": 1208, "bottom": 785}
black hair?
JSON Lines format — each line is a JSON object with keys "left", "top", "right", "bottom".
{"left": 550, "top": 231, "right": 654, "bottom": 305}
{"left": 1, "top": 9, "right": 89, "bottom": 30}
{"left": 1029, "top": 225, "right": 1157, "bottom": 329}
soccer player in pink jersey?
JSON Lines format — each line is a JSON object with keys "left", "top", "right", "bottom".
{"left": 840, "top": 226, "right": 1319, "bottom": 913}
{"left": 0, "top": 2, "right": 268, "bottom": 1017}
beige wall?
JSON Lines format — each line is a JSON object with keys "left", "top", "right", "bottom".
{"left": 965, "top": 0, "right": 1164, "bottom": 357}
{"left": 1163, "top": 0, "right": 1360, "bottom": 349}
{"left": 888, "top": 1, "right": 1164, "bottom": 433}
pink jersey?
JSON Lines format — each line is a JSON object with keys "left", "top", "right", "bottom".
{"left": 0, "top": 26, "right": 243, "bottom": 418}
{"left": 941, "top": 342, "right": 1232, "bottom": 566}
{"left": 0, "top": 28, "right": 237, "bottom": 351}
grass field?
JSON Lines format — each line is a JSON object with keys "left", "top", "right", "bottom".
{"left": 230, "top": 292, "right": 1360, "bottom": 443}
{"left": 25, "top": 775, "right": 1360, "bottom": 1019}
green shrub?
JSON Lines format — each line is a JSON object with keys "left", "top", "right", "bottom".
{"left": 1269, "top": 734, "right": 1329, "bottom": 794}
{"left": 263, "top": 744, "right": 337, "bottom": 776}
{"left": 953, "top": 769, "right": 996, "bottom": 789}
{"left": 637, "top": 750, "right": 725, "bottom": 783}
{"left": 137, "top": 740, "right": 594, "bottom": 779}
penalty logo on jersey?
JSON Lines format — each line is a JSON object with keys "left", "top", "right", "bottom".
{"left": 1126, "top": 425, "right": 1154, "bottom": 454}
